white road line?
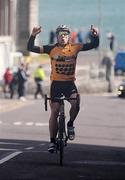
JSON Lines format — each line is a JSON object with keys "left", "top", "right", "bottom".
{"left": 25, "top": 147, "right": 34, "bottom": 150}
{"left": 22, "top": 150, "right": 48, "bottom": 153}
{"left": 0, "top": 151, "right": 22, "bottom": 165}
{"left": 1, "top": 121, "right": 49, "bottom": 127}
{"left": 0, "top": 142, "right": 23, "bottom": 145}
{"left": 0, "top": 148, "right": 18, "bottom": 151}
{"left": 73, "top": 160, "right": 125, "bottom": 166}
{"left": 35, "top": 122, "right": 48, "bottom": 126}
{"left": 13, "top": 121, "right": 22, "bottom": 125}
{"left": 25, "top": 122, "right": 34, "bottom": 126}
{"left": 39, "top": 143, "right": 45, "bottom": 146}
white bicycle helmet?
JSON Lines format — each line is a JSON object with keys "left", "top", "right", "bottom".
{"left": 56, "top": 25, "right": 71, "bottom": 34}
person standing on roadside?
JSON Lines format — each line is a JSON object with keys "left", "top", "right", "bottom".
{"left": 49, "top": 29, "right": 56, "bottom": 44}
{"left": 107, "top": 32, "right": 115, "bottom": 51}
{"left": 101, "top": 50, "right": 114, "bottom": 92}
{"left": 9, "top": 71, "right": 18, "bottom": 99}
{"left": 34, "top": 65, "right": 46, "bottom": 99}
{"left": 77, "top": 28, "right": 84, "bottom": 43}
{"left": 17, "top": 63, "right": 27, "bottom": 101}
{"left": 3, "top": 67, "right": 13, "bottom": 98}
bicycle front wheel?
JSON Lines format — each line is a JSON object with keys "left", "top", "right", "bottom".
{"left": 58, "top": 115, "right": 65, "bottom": 166}
{"left": 59, "top": 139, "right": 64, "bottom": 166}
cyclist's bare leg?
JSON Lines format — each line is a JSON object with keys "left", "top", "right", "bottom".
{"left": 68, "top": 93, "right": 80, "bottom": 126}
{"left": 49, "top": 102, "right": 60, "bottom": 142}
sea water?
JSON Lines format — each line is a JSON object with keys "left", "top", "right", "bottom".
{"left": 39, "top": 0, "right": 125, "bottom": 49}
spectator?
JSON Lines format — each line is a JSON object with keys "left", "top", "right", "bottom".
{"left": 49, "top": 29, "right": 56, "bottom": 44}
{"left": 34, "top": 65, "right": 46, "bottom": 99}
{"left": 101, "top": 51, "right": 114, "bottom": 92}
{"left": 3, "top": 67, "right": 13, "bottom": 98}
{"left": 17, "top": 64, "right": 27, "bottom": 101}
{"left": 77, "top": 28, "right": 84, "bottom": 43}
{"left": 25, "top": 62, "right": 31, "bottom": 96}
{"left": 107, "top": 32, "right": 115, "bottom": 51}
{"left": 9, "top": 71, "right": 18, "bottom": 99}
{"left": 70, "top": 28, "right": 77, "bottom": 43}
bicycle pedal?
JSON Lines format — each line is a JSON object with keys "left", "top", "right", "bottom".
{"left": 48, "top": 148, "right": 55, "bottom": 153}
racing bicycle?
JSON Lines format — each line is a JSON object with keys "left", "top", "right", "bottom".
{"left": 44, "top": 94, "right": 76, "bottom": 166}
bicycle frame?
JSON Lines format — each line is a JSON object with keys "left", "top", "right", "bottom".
{"left": 44, "top": 95, "right": 67, "bottom": 165}
{"left": 44, "top": 94, "right": 77, "bottom": 166}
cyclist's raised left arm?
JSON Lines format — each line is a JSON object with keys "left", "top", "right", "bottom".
{"left": 80, "top": 25, "right": 99, "bottom": 51}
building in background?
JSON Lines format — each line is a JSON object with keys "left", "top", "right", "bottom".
{"left": 16, "top": 0, "right": 39, "bottom": 55}
{"left": 0, "top": 0, "right": 38, "bottom": 80}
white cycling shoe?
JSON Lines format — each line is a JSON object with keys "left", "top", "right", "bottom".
{"left": 67, "top": 126, "right": 75, "bottom": 140}
{"left": 48, "top": 143, "right": 56, "bottom": 153}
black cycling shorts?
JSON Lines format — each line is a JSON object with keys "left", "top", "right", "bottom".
{"left": 50, "top": 80, "right": 78, "bottom": 103}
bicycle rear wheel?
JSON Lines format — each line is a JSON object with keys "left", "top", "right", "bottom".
{"left": 58, "top": 116, "right": 65, "bottom": 166}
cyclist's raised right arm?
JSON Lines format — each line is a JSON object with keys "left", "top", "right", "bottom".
{"left": 27, "top": 26, "right": 44, "bottom": 53}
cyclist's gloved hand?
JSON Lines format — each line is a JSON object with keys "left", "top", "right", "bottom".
{"left": 90, "top": 25, "right": 99, "bottom": 36}
{"left": 31, "top": 26, "right": 42, "bottom": 36}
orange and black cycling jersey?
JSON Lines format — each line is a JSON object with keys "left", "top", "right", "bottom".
{"left": 43, "top": 43, "right": 83, "bottom": 81}
{"left": 27, "top": 35, "right": 99, "bottom": 81}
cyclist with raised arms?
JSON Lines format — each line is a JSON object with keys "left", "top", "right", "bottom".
{"left": 27, "top": 25, "right": 99, "bottom": 152}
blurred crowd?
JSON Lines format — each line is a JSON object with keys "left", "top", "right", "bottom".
{"left": 49, "top": 27, "right": 85, "bottom": 44}
{"left": 2, "top": 63, "right": 46, "bottom": 101}
{"left": 49, "top": 27, "right": 115, "bottom": 52}
{"left": 1, "top": 27, "right": 116, "bottom": 100}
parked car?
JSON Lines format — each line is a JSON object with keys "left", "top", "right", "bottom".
{"left": 117, "top": 80, "right": 125, "bottom": 98}
{"left": 114, "top": 51, "right": 125, "bottom": 75}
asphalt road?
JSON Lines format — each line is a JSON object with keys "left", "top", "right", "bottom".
{"left": 0, "top": 94, "right": 125, "bottom": 180}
